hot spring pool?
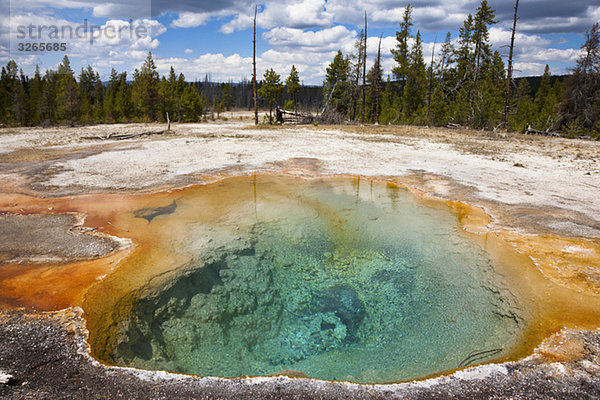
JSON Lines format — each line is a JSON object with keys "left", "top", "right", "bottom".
{"left": 96, "top": 176, "right": 524, "bottom": 383}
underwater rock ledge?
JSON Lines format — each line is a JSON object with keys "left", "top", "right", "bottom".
{"left": 1, "top": 308, "right": 599, "bottom": 400}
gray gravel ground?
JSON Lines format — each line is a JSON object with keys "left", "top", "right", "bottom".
{"left": 0, "top": 214, "right": 121, "bottom": 264}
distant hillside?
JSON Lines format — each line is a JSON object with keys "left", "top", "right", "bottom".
{"left": 514, "top": 75, "right": 568, "bottom": 97}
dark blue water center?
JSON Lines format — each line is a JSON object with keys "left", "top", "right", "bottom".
{"left": 113, "top": 178, "right": 523, "bottom": 383}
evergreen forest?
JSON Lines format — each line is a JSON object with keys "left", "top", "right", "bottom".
{"left": 0, "top": 1, "right": 598, "bottom": 138}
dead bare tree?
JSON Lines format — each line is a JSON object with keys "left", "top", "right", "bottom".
{"left": 361, "top": 11, "right": 367, "bottom": 124}
{"left": 320, "top": 81, "right": 338, "bottom": 115}
{"left": 556, "top": 23, "right": 600, "bottom": 134}
{"left": 427, "top": 36, "right": 437, "bottom": 127}
{"left": 253, "top": 5, "right": 258, "bottom": 126}
{"left": 375, "top": 34, "right": 383, "bottom": 125}
{"left": 350, "top": 31, "right": 365, "bottom": 121}
{"left": 504, "top": 0, "right": 519, "bottom": 129}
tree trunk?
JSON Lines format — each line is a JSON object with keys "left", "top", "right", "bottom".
{"left": 361, "top": 11, "right": 367, "bottom": 124}
{"left": 427, "top": 37, "right": 437, "bottom": 127}
{"left": 375, "top": 34, "right": 383, "bottom": 125}
{"left": 504, "top": 0, "right": 519, "bottom": 130}
{"left": 253, "top": 5, "right": 258, "bottom": 126}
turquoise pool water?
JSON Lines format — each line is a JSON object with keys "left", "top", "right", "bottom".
{"left": 113, "top": 177, "right": 523, "bottom": 383}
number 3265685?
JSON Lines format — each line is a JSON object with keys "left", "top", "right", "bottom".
{"left": 17, "top": 43, "right": 67, "bottom": 52}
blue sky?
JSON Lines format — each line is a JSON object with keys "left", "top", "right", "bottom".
{"left": 1, "top": 0, "right": 598, "bottom": 84}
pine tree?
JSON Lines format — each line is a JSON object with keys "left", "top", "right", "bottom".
{"left": 176, "top": 73, "right": 186, "bottom": 119}
{"left": 11, "top": 72, "right": 29, "bottom": 125}
{"left": 427, "top": 33, "right": 454, "bottom": 126}
{"left": 379, "top": 76, "right": 399, "bottom": 124}
{"left": 391, "top": 4, "right": 413, "bottom": 83}
{"left": 2, "top": 61, "right": 24, "bottom": 124}
{"left": 469, "top": 0, "right": 498, "bottom": 125}
{"left": 132, "top": 51, "right": 160, "bottom": 121}
{"left": 511, "top": 79, "right": 536, "bottom": 132}
{"left": 534, "top": 65, "right": 556, "bottom": 130}
{"left": 448, "top": 86, "right": 471, "bottom": 126}
{"left": 213, "top": 95, "right": 224, "bottom": 119}
{"left": 180, "top": 85, "right": 203, "bottom": 122}
{"left": 472, "top": 0, "right": 497, "bottom": 85}
{"left": 78, "top": 66, "right": 98, "bottom": 123}
{"left": 444, "top": 15, "right": 474, "bottom": 126}
{"left": 258, "top": 68, "right": 283, "bottom": 123}
{"left": 115, "top": 72, "right": 133, "bottom": 122}
{"left": 0, "top": 66, "right": 8, "bottom": 123}
{"left": 350, "top": 29, "right": 366, "bottom": 121}
{"left": 28, "top": 66, "right": 43, "bottom": 125}
{"left": 438, "top": 32, "right": 454, "bottom": 83}
{"left": 473, "top": 50, "right": 505, "bottom": 129}
{"left": 5, "top": 61, "right": 18, "bottom": 82}
{"left": 221, "top": 83, "right": 234, "bottom": 111}
{"left": 285, "top": 65, "right": 301, "bottom": 113}
{"left": 159, "top": 66, "right": 178, "bottom": 122}
{"left": 56, "top": 56, "right": 79, "bottom": 124}
{"left": 103, "top": 69, "right": 119, "bottom": 122}
{"left": 92, "top": 73, "right": 104, "bottom": 122}
{"left": 455, "top": 14, "right": 474, "bottom": 81}
{"left": 551, "top": 79, "right": 563, "bottom": 104}
{"left": 429, "top": 85, "right": 449, "bottom": 126}
{"left": 366, "top": 35, "right": 383, "bottom": 124}
{"left": 534, "top": 65, "right": 552, "bottom": 110}
{"left": 199, "top": 91, "right": 207, "bottom": 120}
{"left": 323, "top": 50, "right": 351, "bottom": 118}
{"left": 40, "top": 70, "right": 58, "bottom": 124}
{"left": 402, "top": 31, "right": 427, "bottom": 124}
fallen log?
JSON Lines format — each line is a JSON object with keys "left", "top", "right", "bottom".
{"left": 110, "top": 131, "right": 166, "bottom": 140}
{"left": 82, "top": 130, "right": 166, "bottom": 141}
{"left": 280, "top": 110, "right": 315, "bottom": 124}
{"left": 525, "top": 125, "right": 561, "bottom": 137}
